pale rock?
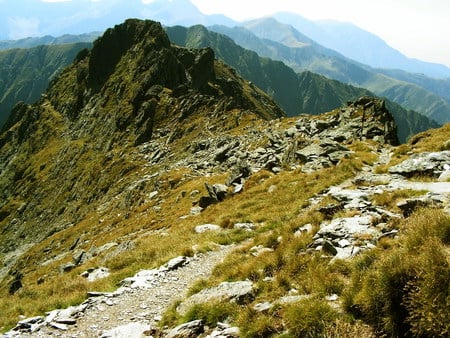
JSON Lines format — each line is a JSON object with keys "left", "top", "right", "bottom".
{"left": 195, "top": 223, "right": 221, "bottom": 233}
{"left": 166, "top": 319, "right": 204, "bottom": 338}
{"left": 177, "top": 281, "right": 254, "bottom": 315}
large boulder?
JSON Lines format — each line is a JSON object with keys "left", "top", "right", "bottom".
{"left": 389, "top": 151, "right": 450, "bottom": 177}
{"left": 177, "top": 281, "right": 255, "bottom": 315}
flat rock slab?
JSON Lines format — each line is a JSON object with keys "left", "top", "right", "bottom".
{"left": 177, "top": 281, "right": 254, "bottom": 315}
{"left": 100, "top": 322, "right": 150, "bottom": 338}
{"left": 389, "top": 151, "right": 450, "bottom": 177}
{"left": 195, "top": 224, "right": 221, "bottom": 233}
{"left": 317, "top": 215, "right": 377, "bottom": 238}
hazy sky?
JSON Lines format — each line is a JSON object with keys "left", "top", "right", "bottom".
{"left": 2, "top": 0, "right": 449, "bottom": 67}
{"left": 190, "top": 0, "right": 450, "bottom": 67}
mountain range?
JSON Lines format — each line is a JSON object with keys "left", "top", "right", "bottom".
{"left": 211, "top": 18, "right": 450, "bottom": 125}
{"left": 1, "top": 0, "right": 449, "bottom": 133}
{"left": 0, "top": 23, "right": 438, "bottom": 143}
{"left": 1, "top": 0, "right": 449, "bottom": 79}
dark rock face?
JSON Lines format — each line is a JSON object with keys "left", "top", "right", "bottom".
{"left": 347, "top": 96, "right": 399, "bottom": 146}
{"left": 88, "top": 19, "right": 171, "bottom": 88}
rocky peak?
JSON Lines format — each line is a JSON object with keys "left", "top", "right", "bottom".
{"left": 88, "top": 19, "right": 171, "bottom": 89}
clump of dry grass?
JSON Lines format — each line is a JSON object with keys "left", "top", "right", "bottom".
{"left": 343, "top": 208, "right": 450, "bottom": 337}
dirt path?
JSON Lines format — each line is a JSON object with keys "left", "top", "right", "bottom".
{"left": 12, "top": 245, "right": 236, "bottom": 338}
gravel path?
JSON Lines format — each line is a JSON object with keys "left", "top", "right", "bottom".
{"left": 12, "top": 245, "right": 236, "bottom": 338}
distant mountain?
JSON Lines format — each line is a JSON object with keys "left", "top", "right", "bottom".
{"left": 167, "top": 25, "right": 367, "bottom": 116}
{"left": 0, "top": 0, "right": 235, "bottom": 41}
{"left": 0, "top": 33, "right": 99, "bottom": 50}
{"left": 211, "top": 19, "right": 450, "bottom": 124}
{"left": 377, "top": 68, "right": 450, "bottom": 101}
{"left": 273, "top": 12, "right": 450, "bottom": 79}
{"left": 0, "top": 42, "right": 92, "bottom": 128}
{"left": 167, "top": 25, "right": 438, "bottom": 142}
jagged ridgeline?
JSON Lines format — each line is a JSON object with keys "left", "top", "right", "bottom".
{"left": 0, "top": 19, "right": 283, "bottom": 256}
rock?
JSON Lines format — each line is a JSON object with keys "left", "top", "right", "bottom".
{"left": 318, "top": 203, "right": 343, "bottom": 218}
{"left": 54, "top": 318, "right": 77, "bottom": 325}
{"left": 205, "top": 183, "right": 228, "bottom": 202}
{"left": 195, "top": 224, "right": 221, "bottom": 233}
{"left": 166, "top": 256, "right": 188, "bottom": 270}
{"left": 81, "top": 267, "right": 110, "bottom": 282}
{"left": 317, "top": 216, "right": 377, "bottom": 239}
{"left": 233, "top": 222, "right": 256, "bottom": 231}
{"left": 322, "top": 240, "right": 338, "bottom": 255}
{"left": 48, "top": 321, "right": 68, "bottom": 331}
{"left": 325, "top": 294, "right": 339, "bottom": 301}
{"left": 226, "top": 162, "right": 251, "bottom": 186}
{"left": 73, "top": 249, "right": 90, "bottom": 265}
{"left": 438, "top": 169, "right": 450, "bottom": 182}
{"left": 268, "top": 185, "right": 277, "bottom": 193}
{"left": 253, "top": 302, "right": 273, "bottom": 312}
{"left": 87, "top": 291, "right": 111, "bottom": 297}
{"left": 296, "top": 143, "right": 323, "bottom": 163}
{"left": 207, "top": 323, "right": 240, "bottom": 338}
{"left": 166, "top": 320, "right": 204, "bottom": 338}
{"left": 12, "top": 316, "right": 44, "bottom": 333}
{"left": 198, "top": 196, "right": 217, "bottom": 209}
{"left": 388, "top": 151, "right": 450, "bottom": 177}
{"left": 100, "top": 322, "right": 151, "bottom": 338}
{"left": 337, "top": 238, "right": 352, "bottom": 248}
{"left": 177, "top": 281, "right": 254, "bottom": 315}
{"left": 397, "top": 193, "right": 445, "bottom": 217}
{"left": 190, "top": 206, "right": 203, "bottom": 215}
{"left": 189, "top": 190, "right": 200, "bottom": 198}
{"left": 60, "top": 262, "right": 76, "bottom": 273}
{"left": 250, "top": 245, "right": 274, "bottom": 256}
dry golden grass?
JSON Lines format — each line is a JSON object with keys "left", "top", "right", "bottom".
{"left": 371, "top": 189, "right": 427, "bottom": 211}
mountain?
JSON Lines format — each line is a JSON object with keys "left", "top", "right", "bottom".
{"left": 167, "top": 25, "right": 437, "bottom": 143}
{"left": 0, "top": 0, "right": 235, "bottom": 41}
{"left": 0, "top": 42, "right": 92, "bottom": 128}
{"left": 211, "top": 19, "right": 450, "bottom": 124}
{"left": 0, "top": 18, "right": 283, "bottom": 254}
{"left": 1, "top": 19, "right": 449, "bottom": 337}
{"left": 0, "top": 33, "right": 99, "bottom": 50}
{"left": 273, "top": 12, "right": 450, "bottom": 79}
{"left": 377, "top": 68, "right": 450, "bottom": 101}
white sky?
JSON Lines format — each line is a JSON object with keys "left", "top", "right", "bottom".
{"left": 191, "top": 0, "right": 450, "bottom": 67}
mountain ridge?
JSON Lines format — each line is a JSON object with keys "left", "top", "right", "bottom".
{"left": 211, "top": 19, "right": 450, "bottom": 124}
{"left": 272, "top": 12, "right": 450, "bottom": 78}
